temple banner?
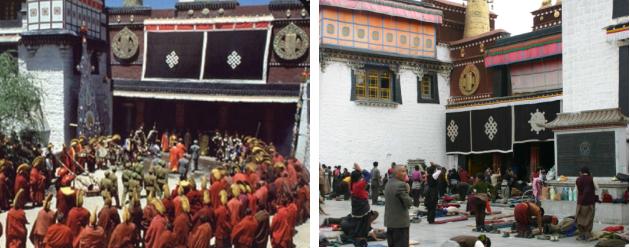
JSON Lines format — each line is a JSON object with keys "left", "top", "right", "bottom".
{"left": 471, "top": 106, "right": 512, "bottom": 153}
{"left": 203, "top": 30, "right": 269, "bottom": 80}
{"left": 445, "top": 111, "right": 471, "bottom": 154}
{"left": 513, "top": 100, "right": 560, "bottom": 143}
{"left": 144, "top": 32, "right": 204, "bottom": 79}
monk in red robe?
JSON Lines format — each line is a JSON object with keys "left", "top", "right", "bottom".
{"left": 271, "top": 204, "right": 294, "bottom": 248}
{"left": 0, "top": 161, "right": 11, "bottom": 210}
{"left": 161, "top": 132, "right": 169, "bottom": 152}
{"left": 98, "top": 194, "right": 120, "bottom": 245}
{"left": 254, "top": 203, "right": 270, "bottom": 248}
{"left": 74, "top": 209, "right": 105, "bottom": 248}
{"left": 108, "top": 208, "right": 137, "bottom": 248}
{"left": 187, "top": 215, "right": 212, "bottom": 248}
{"left": 153, "top": 223, "right": 176, "bottom": 248}
{"left": 214, "top": 190, "right": 231, "bottom": 248}
{"left": 296, "top": 183, "right": 309, "bottom": 224}
{"left": 192, "top": 191, "right": 214, "bottom": 229}
{"left": 144, "top": 199, "right": 167, "bottom": 248}
{"left": 66, "top": 190, "right": 90, "bottom": 242}
{"left": 6, "top": 189, "right": 28, "bottom": 248}
{"left": 209, "top": 173, "right": 228, "bottom": 209}
{"left": 29, "top": 194, "right": 55, "bottom": 248}
{"left": 169, "top": 145, "right": 180, "bottom": 172}
{"left": 227, "top": 185, "right": 243, "bottom": 227}
{"left": 29, "top": 157, "right": 46, "bottom": 205}
{"left": 43, "top": 213, "right": 73, "bottom": 248}
{"left": 253, "top": 183, "right": 269, "bottom": 211}
{"left": 56, "top": 187, "right": 76, "bottom": 218}
{"left": 14, "top": 164, "right": 30, "bottom": 207}
{"left": 173, "top": 196, "right": 191, "bottom": 247}
{"left": 161, "top": 185, "right": 175, "bottom": 221}
{"left": 142, "top": 196, "right": 158, "bottom": 230}
{"left": 231, "top": 211, "right": 267, "bottom": 248}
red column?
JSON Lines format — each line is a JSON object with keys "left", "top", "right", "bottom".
{"left": 530, "top": 143, "right": 540, "bottom": 182}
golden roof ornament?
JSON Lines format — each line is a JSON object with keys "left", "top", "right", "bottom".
{"left": 463, "top": 0, "right": 491, "bottom": 38}
{"left": 541, "top": 0, "right": 552, "bottom": 8}
{"left": 123, "top": 0, "right": 143, "bottom": 7}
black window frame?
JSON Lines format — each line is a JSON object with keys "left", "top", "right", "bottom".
{"left": 417, "top": 72, "right": 439, "bottom": 104}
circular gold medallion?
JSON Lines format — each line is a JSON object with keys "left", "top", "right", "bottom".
{"left": 459, "top": 64, "right": 480, "bottom": 96}
{"left": 112, "top": 27, "right": 139, "bottom": 60}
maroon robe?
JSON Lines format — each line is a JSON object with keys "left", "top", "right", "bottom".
{"left": 209, "top": 180, "right": 227, "bottom": 209}
{"left": 97, "top": 206, "right": 120, "bottom": 245}
{"left": 13, "top": 174, "right": 29, "bottom": 204}
{"left": 56, "top": 190, "right": 76, "bottom": 218}
{"left": 66, "top": 207, "right": 90, "bottom": 241}
{"left": 0, "top": 172, "right": 10, "bottom": 210}
{"left": 271, "top": 206, "right": 293, "bottom": 248}
{"left": 107, "top": 222, "right": 136, "bottom": 248}
{"left": 6, "top": 208, "right": 27, "bottom": 248}
{"left": 43, "top": 223, "right": 73, "bottom": 248}
{"left": 142, "top": 204, "right": 157, "bottom": 230}
{"left": 231, "top": 214, "right": 258, "bottom": 248}
{"left": 74, "top": 226, "right": 105, "bottom": 248}
{"left": 144, "top": 214, "right": 167, "bottom": 248}
{"left": 187, "top": 222, "right": 212, "bottom": 248}
{"left": 153, "top": 229, "right": 176, "bottom": 248}
{"left": 214, "top": 205, "right": 231, "bottom": 247}
{"left": 186, "top": 190, "right": 203, "bottom": 215}
{"left": 254, "top": 211, "right": 270, "bottom": 248}
{"left": 227, "top": 198, "right": 242, "bottom": 227}
{"left": 29, "top": 208, "right": 55, "bottom": 248}
{"left": 191, "top": 205, "right": 214, "bottom": 229}
{"left": 172, "top": 213, "right": 191, "bottom": 247}
{"left": 29, "top": 168, "right": 46, "bottom": 205}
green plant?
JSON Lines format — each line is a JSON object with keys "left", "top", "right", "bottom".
{"left": 0, "top": 52, "right": 45, "bottom": 133}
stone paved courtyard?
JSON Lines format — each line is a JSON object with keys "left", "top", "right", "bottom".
{"left": 320, "top": 198, "right": 623, "bottom": 247}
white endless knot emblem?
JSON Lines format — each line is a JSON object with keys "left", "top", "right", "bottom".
{"left": 227, "top": 51, "right": 241, "bottom": 69}
{"left": 528, "top": 108, "right": 547, "bottom": 135}
{"left": 165, "top": 51, "right": 179, "bottom": 69}
{"left": 484, "top": 116, "right": 498, "bottom": 140}
{"left": 447, "top": 120, "right": 459, "bottom": 143}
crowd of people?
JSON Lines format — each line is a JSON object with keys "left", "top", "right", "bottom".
{"left": 319, "top": 161, "right": 601, "bottom": 247}
{"left": 0, "top": 125, "right": 310, "bottom": 248}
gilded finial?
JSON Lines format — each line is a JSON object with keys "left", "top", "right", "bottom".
{"left": 463, "top": 0, "right": 491, "bottom": 38}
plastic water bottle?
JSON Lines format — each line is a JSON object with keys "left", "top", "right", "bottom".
{"left": 568, "top": 187, "right": 574, "bottom": 201}
{"left": 573, "top": 187, "right": 578, "bottom": 201}
{"left": 549, "top": 187, "right": 556, "bottom": 201}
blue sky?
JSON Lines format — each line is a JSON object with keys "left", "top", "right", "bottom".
{"left": 107, "top": 0, "right": 271, "bottom": 8}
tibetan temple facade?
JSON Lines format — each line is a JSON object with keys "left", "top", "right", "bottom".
{"left": 319, "top": 0, "right": 452, "bottom": 170}
{"left": 319, "top": 0, "right": 629, "bottom": 191}
{"left": 1, "top": 0, "right": 310, "bottom": 155}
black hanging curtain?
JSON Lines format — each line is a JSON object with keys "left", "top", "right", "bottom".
{"left": 445, "top": 111, "right": 471, "bottom": 154}
{"left": 471, "top": 106, "right": 512, "bottom": 153}
{"left": 514, "top": 100, "right": 560, "bottom": 143}
{"left": 203, "top": 30, "right": 268, "bottom": 80}
{"left": 144, "top": 32, "right": 204, "bottom": 79}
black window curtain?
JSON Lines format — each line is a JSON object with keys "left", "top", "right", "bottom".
{"left": 620, "top": 45, "right": 628, "bottom": 117}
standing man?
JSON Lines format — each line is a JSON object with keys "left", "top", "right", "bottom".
{"left": 189, "top": 140, "right": 201, "bottom": 172}
{"left": 370, "top": 162, "right": 381, "bottom": 205}
{"left": 575, "top": 166, "right": 596, "bottom": 241}
{"left": 384, "top": 165, "right": 413, "bottom": 247}
{"left": 425, "top": 164, "right": 440, "bottom": 224}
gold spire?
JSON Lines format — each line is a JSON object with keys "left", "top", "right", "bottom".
{"left": 463, "top": 0, "right": 491, "bottom": 38}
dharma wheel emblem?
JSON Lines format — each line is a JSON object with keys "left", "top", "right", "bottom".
{"left": 528, "top": 109, "right": 547, "bottom": 135}
{"left": 273, "top": 23, "right": 309, "bottom": 60}
{"left": 459, "top": 64, "right": 480, "bottom": 96}
{"left": 112, "top": 27, "right": 139, "bottom": 60}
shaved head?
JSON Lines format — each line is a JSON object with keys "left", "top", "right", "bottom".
{"left": 394, "top": 165, "right": 407, "bottom": 180}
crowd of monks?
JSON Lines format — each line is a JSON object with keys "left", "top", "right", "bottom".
{"left": 0, "top": 128, "right": 310, "bottom": 248}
